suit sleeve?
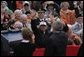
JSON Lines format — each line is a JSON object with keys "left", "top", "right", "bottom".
{"left": 45, "top": 38, "right": 54, "bottom": 56}
{"left": 31, "top": 20, "right": 39, "bottom": 36}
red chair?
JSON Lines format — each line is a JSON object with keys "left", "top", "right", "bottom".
{"left": 33, "top": 45, "right": 80, "bottom": 56}
{"left": 66, "top": 45, "right": 80, "bottom": 56}
{"left": 33, "top": 48, "right": 45, "bottom": 56}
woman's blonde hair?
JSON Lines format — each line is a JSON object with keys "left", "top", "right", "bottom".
{"left": 60, "top": 2, "right": 70, "bottom": 8}
{"left": 22, "top": 27, "right": 34, "bottom": 42}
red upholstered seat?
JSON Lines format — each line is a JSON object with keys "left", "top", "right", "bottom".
{"left": 66, "top": 45, "right": 80, "bottom": 56}
{"left": 33, "top": 48, "right": 45, "bottom": 56}
{"left": 33, "top": 45, "right": 80, "bottom": 56}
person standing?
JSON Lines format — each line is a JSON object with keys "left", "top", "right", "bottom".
{"left": 45, "top": 21, "right": 68, "bottom": 56}
{"left": 13, "top": 28, "right": 35, "bottom": 56}
{"left": 31, "top": 9, "right": 50, "bottom": 47}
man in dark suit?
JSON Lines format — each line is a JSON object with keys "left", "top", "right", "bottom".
{"left": 45, "top": 21, "right": 68, "bottom": 56}
{"left": 36, "top": 21, "right": 51, "bottom": 47}
{"left": 31, "top": 9, "right": 51, "bottom": 47}
{"left": 31, "top": 9, "right": 47, "bottom": 36}
{"left": 13, "top": 28, "right": 35, "bottom": 56}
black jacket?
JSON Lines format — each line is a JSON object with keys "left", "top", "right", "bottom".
{"left": 31, "top": 18, "right": 50, "bottom": 36}
{"left": 45, "top": 31, "right": 68, "bottom": 56}
{"left": 31, "top": 18, "right": 51, "bottom": 47}
{"left": 36, "top": 29, "right": 51, "bottom": 47}
{"left": 31, "top": 18, "right": 41, "bottom": 38}
{"left": 13, "top": 42, "right": 35, "bottom": 56}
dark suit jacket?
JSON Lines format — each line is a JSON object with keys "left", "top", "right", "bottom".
{"left": 13, "top": 42, "right": 35, "bottom": 56}
{"left": 31, "top": 18, "right": 51, "bottom": 47}
{"left": 31, "top": 18, "right": 40, "bottom": 37}
{"left": 31, "top": 18, "right": 50, "bottom": 36}
{"left": 45, "top": 31, "right": 68, "bottom": 56}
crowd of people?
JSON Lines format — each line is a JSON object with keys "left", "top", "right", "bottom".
{"left": 1, "top": 1, "right": 83, "bottom": 56}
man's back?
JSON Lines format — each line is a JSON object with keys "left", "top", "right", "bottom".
{"left": 13, "top": 42, "right": 35, "bottom": 56}
{"left": 45, "top": 31, "right": 68, "bottom": 56}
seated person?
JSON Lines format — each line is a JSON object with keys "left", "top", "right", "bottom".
{"left": 13, "top": 28, "right": 35, "bottom": 56}
{"left": 8, "top": 19, "right": 16, "bottom": 29}
{"left": 12, "top": 9, "right": 22, "bottom": 21}
{"left": 8, "top": 19, "right": 23, "bottom": 31}
{"left": 21, "top": 1, "right": 31, "bottom": 14}
{"left": 68, "top": 16, "right": 83, "bottom": 36}
{"left": 60, "top": 2, "right": 76, "bottom": 25}
{"left": 1, "top": 1, "right": 13, "bottom": 16}
{"left": 66, "top": 28, "right": 82, "bottom": 45}
{"left": 1, "top": 9, "right": 10, "bottom": 30}
{"left": 62, "top": 23, "right": 82, "bottom": 45}
{"left": 25, "top": 11, "right": 31, "bottom": 23}
{"left": 13, "top": 21, "right": 23, "bottom": 30}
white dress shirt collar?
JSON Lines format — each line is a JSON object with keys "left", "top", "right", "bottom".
{"left": 21, "top": 39, "right": 30, "bottom": 43}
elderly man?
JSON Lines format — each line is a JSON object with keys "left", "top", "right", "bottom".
{"left": 45, "top": 21, "right": 68, "bottom": 56}
{"left": 20, "top": 14, "right": 32, "bottom": 31}
{"left": 7, "top": 10, "right": 23, "bottom": 30}
{"left": 12, "top": 9, "right": 23, "bottom": 20}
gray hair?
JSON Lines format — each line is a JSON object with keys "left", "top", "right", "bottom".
{"left": 60, "top": 2, "right": 70, "bottom": 8}
{"left": 52, "top": 21, "right": 63, "bottom": 31}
